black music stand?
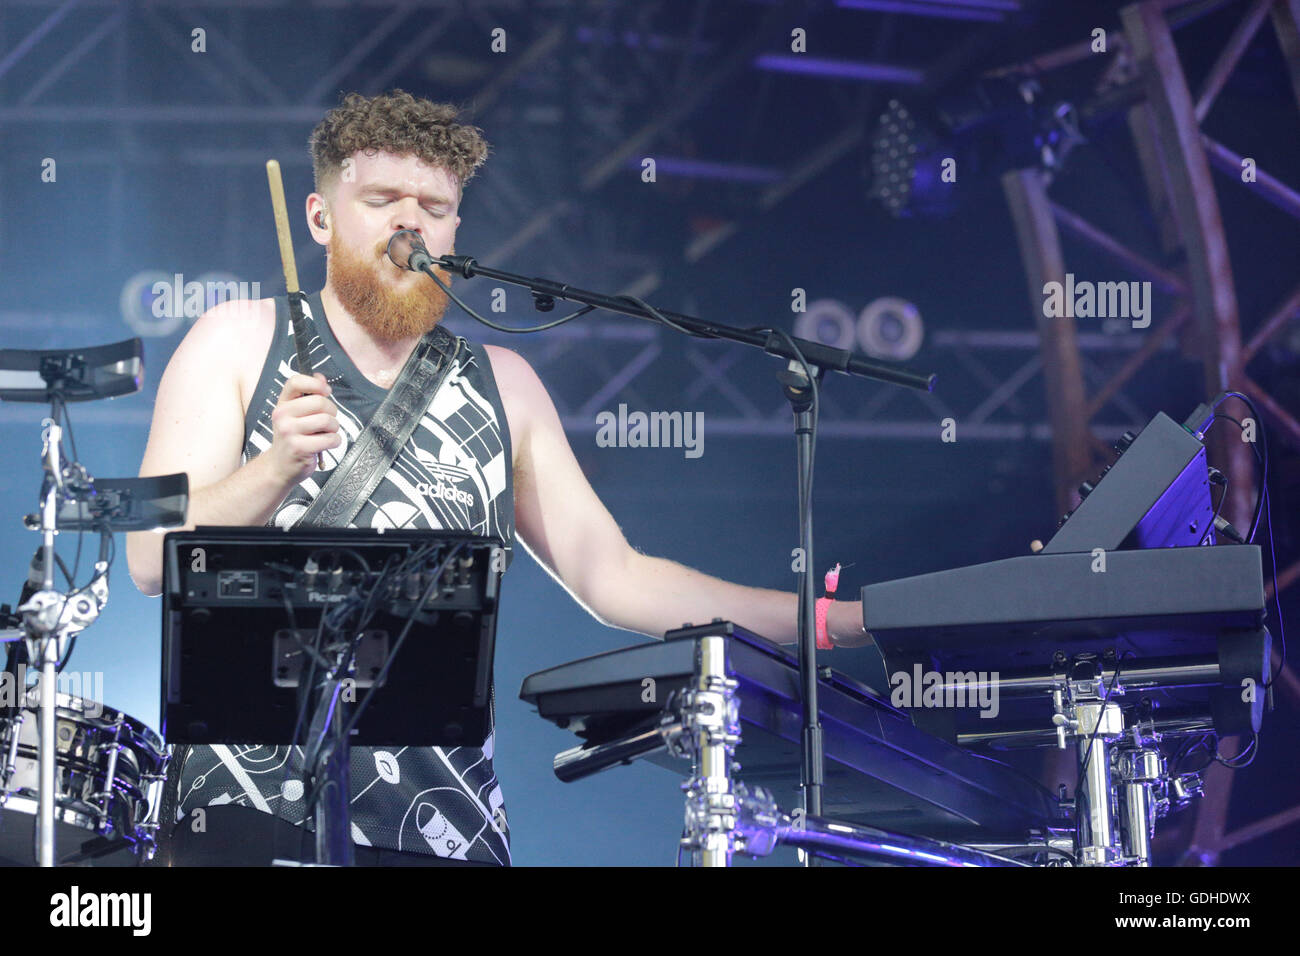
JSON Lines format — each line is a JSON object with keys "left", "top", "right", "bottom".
{"left": 160, "top": 527, "right": 504, "bottom": 865}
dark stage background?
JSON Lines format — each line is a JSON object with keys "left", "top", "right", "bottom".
{"left": 1, "top": 0, "right": 1297, "bottom": 865}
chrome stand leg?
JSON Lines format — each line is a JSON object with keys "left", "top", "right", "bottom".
{"left": 1117, "top": 747, "right": 1162, "bottom": 866}
{"left": 37, "top": 650, "right": 58, "bottom": 867}
{"left": 679, "top": 635, "right": 741, "bottom": 867}
{"left": 1072, "top": 698, "right": 1124, "bottom": 866}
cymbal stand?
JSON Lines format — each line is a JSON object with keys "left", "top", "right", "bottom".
{"left": 16, "top": 402, "right": 109, "bottom": 866}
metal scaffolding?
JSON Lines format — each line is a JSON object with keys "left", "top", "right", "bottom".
{"left": 997, "top": 0, "right": 1300, "bottom": 864}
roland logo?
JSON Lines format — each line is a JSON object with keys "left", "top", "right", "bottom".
{"left": 306, "top": 591, "right": 348, "bottom": 604}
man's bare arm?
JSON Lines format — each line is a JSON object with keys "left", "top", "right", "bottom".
{"left": 125, "top": 300, "right": 341, "bottom": 595}
{"left": 495, "top": 346, "right": 869, "bottom": 647}
{"left": 590, "top": 552, "right": 871, "bottom": 646}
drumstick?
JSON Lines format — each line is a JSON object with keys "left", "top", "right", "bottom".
{"left": 266, "top": 159, "right": 323, "bottom": 471}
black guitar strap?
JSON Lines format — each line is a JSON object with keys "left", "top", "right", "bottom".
{"left": 294, "top": 322, "right": 462, "bottom": 529}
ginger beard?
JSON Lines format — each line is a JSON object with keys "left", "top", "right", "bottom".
{"left": 327, "top": 232, "right": 452, "bottom": 341}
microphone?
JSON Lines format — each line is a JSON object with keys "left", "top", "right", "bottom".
{"left": 386, "top": 229, "right": 434, "bottom": 273}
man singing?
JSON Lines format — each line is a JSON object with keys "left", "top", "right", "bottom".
{"left": 126, "top": 90, "right": 869, "bottom": 866}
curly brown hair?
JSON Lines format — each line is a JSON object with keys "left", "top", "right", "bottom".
{"left": 309, "top": 90, "right": 490, "bottom": 196}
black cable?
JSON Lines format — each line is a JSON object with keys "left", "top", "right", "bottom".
{"left": 619, "top": 294, "right": 714, "bottom": 339}
{"left": 1206, "top": 412, "right": 1262, "bottom": 546}
{"left": 56, "top": 530, "right": 104, "bottom": 653}
{"left": 284, "top": 606, "right": 334, "bottom": 673}
{"left": 422, "top": 266, "right": 596, "bottom": 333}
{"left": 335, "top": 551, "right": 414, "bottom": 679}
{"left": 54, "top": 635, "right": 77, "bottom": 673}
{"left": 966, "top": 747, "right": 1078, "bottom": 799}
{"left": 54, "top": 552, "right": 76, "bottom": 588}
{"left": 55, "top": 392, "right": 79, "bottom": 465}
{"left": 1207, "top": 411, "right": 1286, "bottom": 688}
{"left": 424, "top": 262, "right": 728, "bottom": 340}
{"left": 1175, "top": 734, "right": 1219, "bottom": 775}
{"left": 273, "top": 581, "right": 326, "bottom": 851}
{"left": 328, "top": 545, "right": 436, "bottom": 705}
{"left": 1000, "top": 843, "right": 1079, "bottom": 866}
{"left": 338, "top": 543, "right": 466, "bottom": 742}
{"left": 356, "top": 552, "right": 405, "bottom": 627}
{"left": 1040, "top": 846, "right": 1080, "bottom": 866}
{"left": 283, "top": 583, "right": 329, "bottom": 720}
{"left": 56, "top": 529, "right": 115, "bottom": 673}
{"left": 1209, "top": 392, "right": 1268, "bottom": 543}
{"left": 269, "top": 569, "right": 347, "bottom": 864}
{"left": 1209, "top": 414, "right": 1263, "bottom": 464}
{"left": 65, "top": 526, "right": 113, "bottom": 602}
{"left": 69, "top": 529, "right": 83, "bottom": 589}
{"left": 320, "top": 591, "right": 372, "bottom": 686}
{"left": 295, "top": 542, "right": 444, "bottom": 821}
{"left": 307, "top": 547, "right": 373, "bottom": 576}
{"left": 54, "top": 393, "right": 89, "bottom": 586}
{"left": 1073, "top": 653, "right": 1130, "bottom": 807}
{"left": 1214, "top": 732, "right": 1258, "bottom": 769}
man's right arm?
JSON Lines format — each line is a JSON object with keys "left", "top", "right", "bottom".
{"left": 125, "top": 299, "right": 341, "bottom": 596}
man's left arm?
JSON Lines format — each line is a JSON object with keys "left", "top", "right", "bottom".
{"left": 590, "top": 551, "right": 872, "bottom": 647}
{"left": 490, "top": 346, "right": 869, "bottom": 648}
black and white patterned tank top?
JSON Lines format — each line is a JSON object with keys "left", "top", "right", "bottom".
{"left": 173, "top": 291, "right": 514, "bottom": 865}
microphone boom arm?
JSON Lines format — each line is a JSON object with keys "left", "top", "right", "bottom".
{"left": 428, "top": 253, "right": 935, "bottom": 392}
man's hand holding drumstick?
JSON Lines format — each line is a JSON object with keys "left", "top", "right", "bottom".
{"left": 266, "top": 158, "right": 332, "bottom": 474}
{"left": 265, "top": 373, "right": 342, "bottom": 484}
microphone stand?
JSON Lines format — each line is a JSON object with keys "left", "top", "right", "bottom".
{"left": 415, "top": 249, "right": 936, "bottom": 863}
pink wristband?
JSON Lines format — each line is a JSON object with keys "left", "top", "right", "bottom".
{"left": 815, "top": 596, "right": 834, "bottom": 650}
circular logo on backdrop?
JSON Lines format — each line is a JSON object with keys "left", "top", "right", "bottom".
{"left": 120, "top": 270, "right": 181, "bottom": 338}
{"left": 120, "top": 270, "right": 258, "bottom": 337}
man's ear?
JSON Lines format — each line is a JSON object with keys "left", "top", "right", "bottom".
{"left": 306, "top": 193, "right": 331, "bottom": 245}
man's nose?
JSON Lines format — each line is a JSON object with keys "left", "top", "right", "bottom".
{"left": 390, "top": 199, "right": 425, "bottom": 235}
